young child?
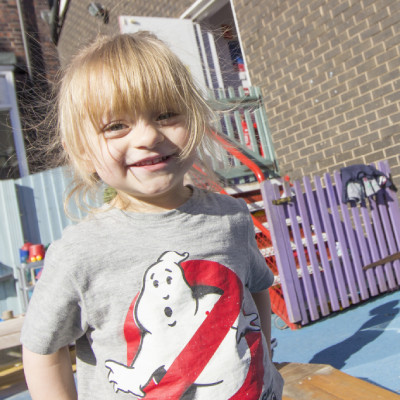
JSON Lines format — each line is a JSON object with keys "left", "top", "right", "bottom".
{"left": 21, "top": 32, "right": 283, "bottom": 400}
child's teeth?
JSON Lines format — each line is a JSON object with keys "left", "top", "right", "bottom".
{"left": 136, "top": 156, "right": 166, "bottom": 166}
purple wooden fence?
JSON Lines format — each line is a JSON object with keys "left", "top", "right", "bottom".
{"left": 261, "top": 160, "right": 400, "bottom": 326}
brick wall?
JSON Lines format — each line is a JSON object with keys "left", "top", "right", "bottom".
{"left": 0, "top": 0, "right": 25, "bottom": 63}
{"left": 57, "top": 0, "right": 192, "bottom": 63}
{"left": 233, "top": 0, "right": 400, "bottom": 184}
{"left": 0, "top": 0, "right": 59, "bottom": 79}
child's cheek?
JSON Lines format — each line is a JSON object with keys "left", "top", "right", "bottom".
{"left": 102, "top": 140, "right": 125, "bottom": 162}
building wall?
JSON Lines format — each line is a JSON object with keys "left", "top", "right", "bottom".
{"left": 57, "top": 0, "right": 400, "bottom": 184}
{"left": 0, "top": 0, "right": 60, "bottom": 175}
{"left": 0, "top": 0, "right": 26, "bottom": 63}
{"left": 0, "top": 0, "right": 59, "bottom": 79}
{"left": 233, "top": 0, "right": 400, "bottom": 183}
{"left": 24, "top": 0, "right": 60, "bottom": 81}
{"left": 57, "top": 0, "right": 192, "bottom": 64}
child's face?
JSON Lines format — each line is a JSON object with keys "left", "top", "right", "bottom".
{"left": 89, "top": 111, "right": 194, "bottom": 209}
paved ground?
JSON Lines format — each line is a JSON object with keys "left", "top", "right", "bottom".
{"left": 2, "top": 290, "right": 399, "bottom": 399}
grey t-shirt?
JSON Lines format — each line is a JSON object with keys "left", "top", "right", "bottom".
{"left": 21, "top": 187, "right": 283, "bottom": 399}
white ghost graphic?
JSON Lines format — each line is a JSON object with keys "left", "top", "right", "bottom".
{"left": 105, "top": 251, "right": 260, "bottom": 399}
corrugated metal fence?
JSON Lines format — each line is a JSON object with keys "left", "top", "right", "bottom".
{"left": 0, "top": 167, "right": 83, "bottom": 315}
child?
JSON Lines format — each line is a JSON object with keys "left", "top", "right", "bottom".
{"left": 21, "top": 32, "right": 283, "bottom": 400}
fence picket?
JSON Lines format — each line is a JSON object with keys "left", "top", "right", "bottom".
{"left": 261, "top": 180, "right": 304, "bottom": 323}
{"left": 315, "top": 175, "right": 350, "bottom": 308}
{"left": 304, "top": 176, "right": 340, "bottom": 311}
{"left": 361, "top": 199, "right": 388, "bottom": 293}
{"left": 333, "top": 171, "right": 369, "bottom": 300}
{"left": 324, "top": 173, "right": 360, "bottom": 304}
{"left": 283, "top": 181, "right": 315, "bottom": 322}
{"left": 378, "top": 161, "right": 400, "bottom": 284}
{"left": 376, "top": 188, "right": 398, "bottom": 288}
{"left": 293, "top": 180, "right": 329, "bottom": 316}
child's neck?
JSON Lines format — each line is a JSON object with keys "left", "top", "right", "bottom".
{"left": 112, "top": 186, "right": 193, "bottom": 213}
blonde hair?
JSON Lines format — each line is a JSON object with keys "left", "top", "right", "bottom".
{"left": 56, "top": 32, "right": 216, "bottom": 213}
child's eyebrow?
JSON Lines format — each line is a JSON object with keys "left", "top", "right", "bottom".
{"left": 165, "top": 269, "right": 172, "bottom": 273}
{"left": 150, "top": 273, "right": 154, "bottom": 280}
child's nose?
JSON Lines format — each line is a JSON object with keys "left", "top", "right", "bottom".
{"left": 133, "top": 122, "right": 164, "bottom": 149}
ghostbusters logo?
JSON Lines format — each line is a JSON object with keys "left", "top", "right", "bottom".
{"left": 105, "top": 251, "right": 265, "bottom": 399}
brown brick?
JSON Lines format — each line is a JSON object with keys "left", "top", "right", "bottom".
{"left": 354, "top": 143, "right": 373, "bottom": 157}
{"left": 363, "top": 98, "right": 384, "bottom": 113}
{"left": 327, "top": 114, "right": 345, "bottom": 128}
{"left": 324, "top": 145, "right": 342, "bottom": 158}
{"left": 356, "top": 58, "right": 377, "bottom": 75}
{"left": 372, "top": 136, "right": 393, "bottom": 152}
{"left": 340, "top": 87, "right": 360, "bottom": 103}
{"left": 341, "top": 138, "right": 360, "bottom": 152}
{"left": 381, "top": 124, "right": 400, "bottom": 137}
{"left": 380, "top": 70, "right": 399, "bottom": 85}
{"left": 365, "top": 151, "right": 385, "bottom": 163}
{"left": 311, "top": 122, "right": 328, "bottom": 135}
{"left": 380, "top": 12, "right": 400, "bottom": 31}
{"left": 293, "top": 156, "right": 309, "bottom": 169}
{"left": 372, "top": 83, "right": 395, "bottom": 99}
{"left": 318, "top": 109, "right": 335, "bottom": 122}
{"left": 300, "top": 145, "right": 315, "bottom": 157}
{"left": 306, "top": 103, "right": 324, "bottom": 118}
{"left": 353, "top": 92, "right": 373, "bottom": 108}
{"left": 385, "top": 144, "right": 400, "bottom": 157}
{"left": 301, "top": 116, "right": 318, "bottom": 130}
{"left": 358, "top": 111, "right": 377, "bottom": 126}
{"left": 369, "top": 6, "right": 390, "bottom": 25}
{"left": 371, "top": 28, "right": 396, "bottom": 46}
{"left": 359, "top": 78, "right": 380, "bottom": 94}
{"left": 330, "top": 1, "right": 351, "bottom": 18}
{"left": 378, "top": 104, "right": 398, "bottom": 119}
{"left": 344, "top": 54, "right": 364, "bottom": 70}
{"left": 345, "top": 106, "right": 364, "bottom": 120}
{"left": 367, "top": 64, "right": 389, "bottom": 80}
{"left": 323, "top": 96, "right": 341, "bottom": 111}
{"left": 318, "top": 156, "right": 335, "bottom": 169}
{"left": 360, "top": 24, "right": 382, "bottom": 41}
{"left": 336, "top": 150, "right": 353, "bottom": 163}
{"left": 385, "top": 90, "right": 400, "bottom": 105}
{"left": 334, "top": 131, "right": 351, "bottom": 143}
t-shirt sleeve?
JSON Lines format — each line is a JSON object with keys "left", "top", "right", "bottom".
{"left": 244, "top": 209, "right": 274, "bottom": 292}
{"left": 20, "top": 242, "right": 88, "bottom": 354}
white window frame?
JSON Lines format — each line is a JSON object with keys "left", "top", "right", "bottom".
{"left": 180, "top": 0, "right": 251, "bottom": 88}
{"left": 0, "top": 67, "right": 29, "bottom": 177}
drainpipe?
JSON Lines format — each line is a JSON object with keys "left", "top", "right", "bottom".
{"left": 50, "top": 0, "right": 60, "bottom": 45}
{"left": 16, "top": 0, "right": 33, "bottom": 81}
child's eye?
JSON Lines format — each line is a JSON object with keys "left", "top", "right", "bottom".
{"left": 102, "top": 121, "right": 129, "bottom": 138}
{"left": 156, "top": 112, "right": 179, "bottom": 124}
{"left": 107, "top": 122, "right": 127, "bottom": 131}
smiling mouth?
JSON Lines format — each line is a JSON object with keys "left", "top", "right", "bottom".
{"left": 133, "top": 156, "right": 169, "bottom": 167}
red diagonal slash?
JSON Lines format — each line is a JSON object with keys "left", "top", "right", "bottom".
{"left": 124, "top": 259, "right": 264, "bottom": 399}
